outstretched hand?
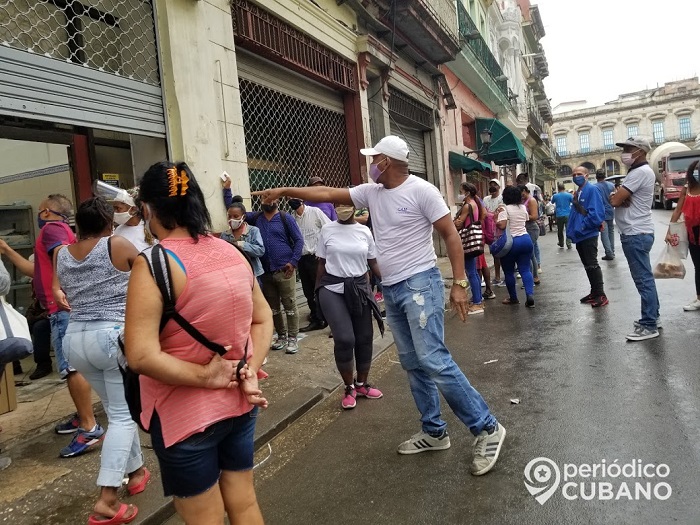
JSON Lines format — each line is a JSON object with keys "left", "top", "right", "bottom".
{"left": 252, "top": 188, "right": 285, "bottom": 204}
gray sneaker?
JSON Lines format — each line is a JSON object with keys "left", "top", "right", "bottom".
{"left": 626, "top": 326, "right": 660, "bottom": 341}
{"left": 471, "top": 423, "right": 506, "bottom": 476}
{"left": 271, "top": 336, "right": 287, "bottom": 351}
{"left": 633, "top": 318, "right": 663, "bottom": 330}
{"left": 397, "top": 430, "right": 451, "bottom": 455}
{"left": 286, "top": 336, "right": 299, "bottom": 354}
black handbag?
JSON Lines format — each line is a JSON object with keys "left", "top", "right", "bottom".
{"left": 117, "top": 243, "right": 246, "bottom": 433}
{"left": 459, "top": 204, "right": 484, "bottom": 258}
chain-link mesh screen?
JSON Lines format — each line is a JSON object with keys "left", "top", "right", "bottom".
{"left": 0, "top": 0, "right": 159, "bottom": 85}
{"left": 240, "top": 78, "right": 351, "bottom": 210}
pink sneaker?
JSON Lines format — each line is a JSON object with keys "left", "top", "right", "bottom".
{"left": 355, "top": 383, "right": 383, "bottom": 399}
{"left": 342, "top": 386, "right": 356, "bottom": 409}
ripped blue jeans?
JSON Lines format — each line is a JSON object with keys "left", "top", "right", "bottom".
{"left": 63, "top": 320, "right": 143, "bottom": 487}
{"left": 383, "top": 267, "right": 496, "bottom": 436}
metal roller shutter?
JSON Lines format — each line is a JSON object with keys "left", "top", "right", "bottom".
{"left": 390, "top": 121, "right": 427, "bottom": 178}
{"left": 0, "top": 0, "right": 165, "bottom": 136}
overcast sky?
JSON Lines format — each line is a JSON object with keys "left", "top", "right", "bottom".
{"left": 535, "top": 0, "right": 700, "bottom": 110}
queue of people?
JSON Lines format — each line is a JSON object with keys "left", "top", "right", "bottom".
{"left": 3, "top": 133, "right": 700, "bottom": 524}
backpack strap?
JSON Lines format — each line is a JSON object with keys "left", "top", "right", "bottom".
{"left": 279, "top": 211, "right": 295, "bottom": 248}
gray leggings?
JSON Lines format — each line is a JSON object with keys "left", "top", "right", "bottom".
{"left": 318, "top": 287, "right": 374, "bottom": 377}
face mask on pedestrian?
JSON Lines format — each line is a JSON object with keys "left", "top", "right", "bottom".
{"left": 261, "top": 203, "right": 278, "bottom": 213}
{"left": 572, "top": 175, "right": 586, "bottom": 187}
{"left": 141, "top": 204, "right": 157, "bottom": 240}
{"left": 369, "top": 158, "right": 389, "bottom": 183}
{"left": 228, "top": 218, "right": 244, "bottom": 230}
{"left": 692, "top": 170, "right": 700, "bottom": 183}
{"left": 113, "top": 210, "right": 134, "bottom": 226}
{"left": 489, "top": 185, "right": 499, "bottom": 194}
{"left": 456, "top": 194, "right": 465, "bottom": 203}
{"left": 336, "top": 206, "right": 355, "bottom": 222}
{"left": 621, "top": 152, "right": 637, "bottom": 167}
{"left": 37, "top": 209, "right": 69, "bottom": 229}
{"left": 288, "top": 199, "right": 302, "bottom": 211}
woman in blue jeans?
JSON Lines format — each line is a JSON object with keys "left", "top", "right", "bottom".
{"left": 55, "top": 197, "right": 149, "bottom": 525}
{"left": 496, "top": 186, "right": 536, "bottom": 307}
{"left": 454, "top": 183, "right": 486, "bottom": 315}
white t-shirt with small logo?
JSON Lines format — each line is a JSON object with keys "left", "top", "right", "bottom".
{"left": 349, "top": 175, "right": 450, "bottom": 286}
{"left": 616, "top": 163, "right": 655, "bottom": 235}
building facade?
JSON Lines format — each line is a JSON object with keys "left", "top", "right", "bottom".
{"left": 552, "top": 78, "right": 700, "bottom": 182}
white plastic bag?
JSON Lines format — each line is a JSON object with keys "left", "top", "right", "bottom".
{"left": 653, "top": 245, "right": 686, "bottom": 280}
{"left": 668, "top": 221, "right": 689, "bottom": 259}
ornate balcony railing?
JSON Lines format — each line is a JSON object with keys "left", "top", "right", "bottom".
{"left": 528, "top": 109, "right": 545, "bottom": 138}
{"left": 457, "top": 2, "right": 508, "bottom": 99}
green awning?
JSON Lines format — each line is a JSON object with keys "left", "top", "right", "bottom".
{"left": 448, "top": 151, "right": 492, "bottom": 172}
{"left": 476, "top": 118, "right": 527, "bottom": 165}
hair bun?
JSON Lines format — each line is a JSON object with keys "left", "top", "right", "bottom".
{"left": 231, "top": 195, "right": 244, "bottom": 204}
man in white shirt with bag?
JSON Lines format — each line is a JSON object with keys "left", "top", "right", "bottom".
{"left": 253, "top": 136, "right": 506, "bottom": 476}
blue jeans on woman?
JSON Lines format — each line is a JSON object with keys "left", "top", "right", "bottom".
{"left": 464, "top": 255, "right": 483, "bottom": 305}
{"left": 620, "top": 233, "right": 659, "bottom": 329}
{"left": 63, "top": 320, "right": 143, "bottom": 488}
{"left": 383, "top": 268, "right": 497, "bottom": 436}
{"left": 501, "top": 234, "right": 535, "bottom": 300}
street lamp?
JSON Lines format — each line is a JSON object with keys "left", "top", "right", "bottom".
{"left": 479, "top": 129, "right": 493, "bottom": 152}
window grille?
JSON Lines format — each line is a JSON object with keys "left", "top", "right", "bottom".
{"left": 240, "top": 79, "right": 351, "bottom": 210}
{"left": 679, "top": 117, "right": 692, "bottom": 140}
{"left": 0, "top": 0, "right": 159, "bottom": 85}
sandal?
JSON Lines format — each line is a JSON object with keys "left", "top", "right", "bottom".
{"left": 127, "top": 468, "right": 150, "bottom": 496}
{"left": 502, "top": 297, "right": 520, "bottom": 305}
{"left": 88, "top": 503, "right": 138, "bottom": 525}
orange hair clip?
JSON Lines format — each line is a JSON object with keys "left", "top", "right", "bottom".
{"left": 167, "top": 167, "right": 189, "bottom": 197}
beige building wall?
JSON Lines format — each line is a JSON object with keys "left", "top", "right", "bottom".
{"left": 155, "top": 0, "right": 248, "bottom": 231}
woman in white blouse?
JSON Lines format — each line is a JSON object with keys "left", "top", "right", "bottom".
{"left": 316, "top": 204, "right": 384, "bottom": 410}
{"left": 496, "top": 186, "right": 536, "bottom": 307}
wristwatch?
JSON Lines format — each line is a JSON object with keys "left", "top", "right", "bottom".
{"left": 454, "top": 279, "right": 468, "bottom": 288}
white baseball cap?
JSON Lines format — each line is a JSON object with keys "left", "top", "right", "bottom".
{"left": 489, "top": 178, "right": 501, "bottom": 187}
{"left": 360, "top": 136, "right": 410, "bottom": 162}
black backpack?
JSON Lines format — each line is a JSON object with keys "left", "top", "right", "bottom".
{"left": 118, "top": 243, "right": 248, "bottom": 433}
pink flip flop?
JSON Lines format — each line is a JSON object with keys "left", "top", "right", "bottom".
{"left": 87, "top": 503, "right": 138, "bottom": 525}
{"left": 127, "top": 468, "right": 151, "bottom": 496}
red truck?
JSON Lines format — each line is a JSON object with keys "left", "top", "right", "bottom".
{"left": 650, "top": 143, "right": 700, "bottom": 210}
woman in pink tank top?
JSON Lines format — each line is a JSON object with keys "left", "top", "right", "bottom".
{"left": 124, "top": 162, "right": 273, "bottom": 525}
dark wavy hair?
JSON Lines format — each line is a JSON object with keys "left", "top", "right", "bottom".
{"left": 75, "top": 197, "right": 113, "bottom": 238}
{"left": 138, "top": 161, "right": 211, "bottom": 241}
{"left": 460, "top": 182, "right": 486, "bottom": 219}
{"left": 687, "top": 160, "right": 700, "bottom": 189}
{"left": 228, "top": 194, "right": 247, "bottom": 214}
{"left": 502, "top": 186, "right": 523, "bottom": 206}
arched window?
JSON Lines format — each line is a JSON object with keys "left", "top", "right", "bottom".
{"left": 604, "top": 159, "right": 621, "bottom": 176}
{"left": 558, "top": 165, "right": 572, "bottom": 177}
{"left": 581, "top": 162, "right": 596, "bottom": 173}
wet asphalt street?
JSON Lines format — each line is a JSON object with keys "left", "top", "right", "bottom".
{"left": 252, "top": 209, "right": 700, "bottom": 525}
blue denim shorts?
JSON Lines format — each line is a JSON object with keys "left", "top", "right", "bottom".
{"left": 150, "top": 408, "right": 258, "bottom": 498}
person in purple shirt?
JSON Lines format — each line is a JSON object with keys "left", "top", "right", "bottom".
{"left": 304, "top": 177, "right": 337, "bottom": 221}
{"left": 244, "top": 199, "right": 304, "bottom": 355}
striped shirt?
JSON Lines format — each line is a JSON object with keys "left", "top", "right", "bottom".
{"left": 139, "top": 235, "right": 254, "bottom": 447}
{"left": 292, "top": 205, "right": 331, "bottom": 255}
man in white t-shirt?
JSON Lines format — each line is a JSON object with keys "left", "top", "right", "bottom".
{"left": 109, "top": 188, "right": 153, "bottom": 252}
{"left": 610, "top": 136, "right": 660, "bottom": 341}
{"left": 254, "top": 136, "right": 506, "bottom": 476}
{"left": 482, "top": 178, "right": 505, "bottom": 285}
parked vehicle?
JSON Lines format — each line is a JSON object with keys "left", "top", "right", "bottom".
{"left": 649, "top": 142, "right": 700, "bottom": 210}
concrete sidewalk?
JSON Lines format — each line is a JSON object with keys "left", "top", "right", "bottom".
{"left": 0, "top": 256, "right": 467, "bottom": 525}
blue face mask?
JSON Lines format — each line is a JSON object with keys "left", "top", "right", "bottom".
{"left": 572, "top": 175, "right": 586, "bottom": 187}
{"left": 37, "top": 209, "right": 69, "bottom": 229}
